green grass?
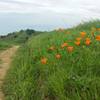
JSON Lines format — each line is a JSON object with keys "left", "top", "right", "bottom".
{"left": 3, "top": 20, "right": 100, "bottom": 100}
{"left": 0, "top": 29, "right": 42, "bottom": 50}
{"left": 0, "top": 40, "right": 13, "bottom": 51}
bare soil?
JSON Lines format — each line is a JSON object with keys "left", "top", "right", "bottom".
{"left": 0, "top": 46, "right": 19, "bottom": 100}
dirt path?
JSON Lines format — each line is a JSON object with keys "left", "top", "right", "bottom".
{"left": 0, "top": 46, "right": 19, "bottom": 100}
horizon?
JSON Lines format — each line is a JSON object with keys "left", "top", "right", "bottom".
{"left": 0, "top": 0, "right": 100, "bottom": 35}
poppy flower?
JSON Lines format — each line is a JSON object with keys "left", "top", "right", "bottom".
{"left": 85, "top": 39, "right": 91, "bottom": 46}
{"left": 85, "top": 41, "right": 91, "bottom": 45}
{"left": 67, "top": 46, "right": 74, "bottom": 53}
{"left": 61, "top": 42, "right": 68, "bottom": 48}
{"left": 75, "top": 41, "right": 80, "bottom": 46}
{"left": 80, "top": 32, "right": 86, "bottom": 38}
{"left": 56, "top": 54, "right": 61, "bottom": 59}
{"left": 96, "top": 35, "right": 100, "bottom": 41}
{"left": 96, "top": 28, "right": 100, "bottom": 31}
{"left": 76, "top": 37, "right": 81, "bottom": 41}
{"left": 41, "top": 58, "right": 47, "bottom": 64}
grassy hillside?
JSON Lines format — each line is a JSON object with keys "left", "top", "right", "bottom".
{"left": 4, "top": 21, "right": 100, "bottom": 100}
{"left": 0, "top": 29, "right": 42, "bottom": 51}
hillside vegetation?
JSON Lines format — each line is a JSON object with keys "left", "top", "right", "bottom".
{"left": 0, "top": 29, "right": 42, "bottom": 51}
{"left": 4, "top": 21, "right": 100, "bottom": 100}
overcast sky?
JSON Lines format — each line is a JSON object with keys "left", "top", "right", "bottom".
{"left": 0, "top": 0, "right": 100, "bottom": 34}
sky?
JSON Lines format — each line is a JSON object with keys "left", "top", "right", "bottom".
{"left": 0, "top": 0, "right": 100, "bottom": 35}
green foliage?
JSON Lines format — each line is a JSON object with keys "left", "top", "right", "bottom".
{"left": 0, "top": 29, "right": 41, "bottom": 50}
{"left": 3, "top": 21, "right": 100, "bottom": 100}
{"left": 0, "top": 40, "right": 12, "bottom": 51}
{"left": 74, "top": 20, "right": 100, "bottom": 30}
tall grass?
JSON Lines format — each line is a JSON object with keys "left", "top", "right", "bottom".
{"left": 4, "top": 21, "right": 100, "bottom": 100}
{"left": 0, "top": 40, "right": 13, "bottom": 51}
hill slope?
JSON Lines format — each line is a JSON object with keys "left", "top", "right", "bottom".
{"left": 0, "top": 29, "right": 42, "bottom": 51}
{"left": 3, "top": 21, "right": 100, "bottom": 100}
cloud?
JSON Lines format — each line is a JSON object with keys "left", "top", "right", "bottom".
{"left": 0, "top": 0, "right": 100, "bottom": 22}
{"left": 0, "top": 0, "right": 100, "bottom": 34}
{"left": 0, "top": 0, "right": 100, "bottom": 19}
{"left": 0, "top": 0, "right": 100, "bottom": 14}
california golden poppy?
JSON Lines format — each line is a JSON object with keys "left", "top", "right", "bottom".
{"left": 61, "top": 42, "right": 68, "bottom": 48}
{"left": 85, "top": 38, "right": 91, "bottom": 46}
{"left": 80, "top": 32, "right": 86, "bottom": 38}
{"left": 76, "top": 37, "right": 81, "bottom": 41}
{"left": 67, "top": 46, "right": 74, "bottom": 52}
{"left": 96, "top": 28, "right": 100, "bottom": 31}
{"left": 85, "top": 41, "right": 91, "bottom": 46}
{"left": 56, "top": 54, "right": 61, "bottom": 59}
{"left": 96, "top": 35, "right": 100, "bottom": 41}
{"left": 75, "top": 41, "right": 80, "bottom": 46}
{"left": 41, "top": 58, "right": 47, "bottom": 64}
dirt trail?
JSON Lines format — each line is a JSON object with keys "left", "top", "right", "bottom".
{"left": 0, "top": 46, "right": 19, "bottom": 100}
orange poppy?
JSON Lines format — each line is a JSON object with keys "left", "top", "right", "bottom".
{"left": 67, "top": 46, "right": 74, "bottom": 52}
{"left": 85, "top": 38, "right": 91, "bottom": 46}
{"left": 75, "top": 41, "right": 80, "bottom": 46}
{"left": 96, "top": 28, "right": 100, "bottom": 31}
{"left": 61, "top": 42, "right": 68, "bottom": 48}
{"left": 56, "top": 54, "right": 61, "bottom": 59}
{"left": 96, "top": 35, "right": 100, "bottom": 41}
{"left": 85, "top": 40, "right": 91, "bottom": 46}
{"left": 41, "top": 58, "right": 47, "bottom": 64}
{"left": 76, "top": 37, "right": 81, "bottom": 41}
{"left": 80, "top": 32, "right": 86, "bottom": 37}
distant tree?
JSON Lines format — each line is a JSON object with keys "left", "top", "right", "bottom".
{"left": 0, "top": 36, "right": 5, "bottom": 39}
{"left": 26, "top": 36, "right": 29, "bottom": 40}
{"left": 26, "top": 29, "right": 35, "bottom": 35}
{"left": 20, "top": 30, "right": 24, "bottom": 33}
{"left": 14, "top": 35, "right": 18, "bottom": 38}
